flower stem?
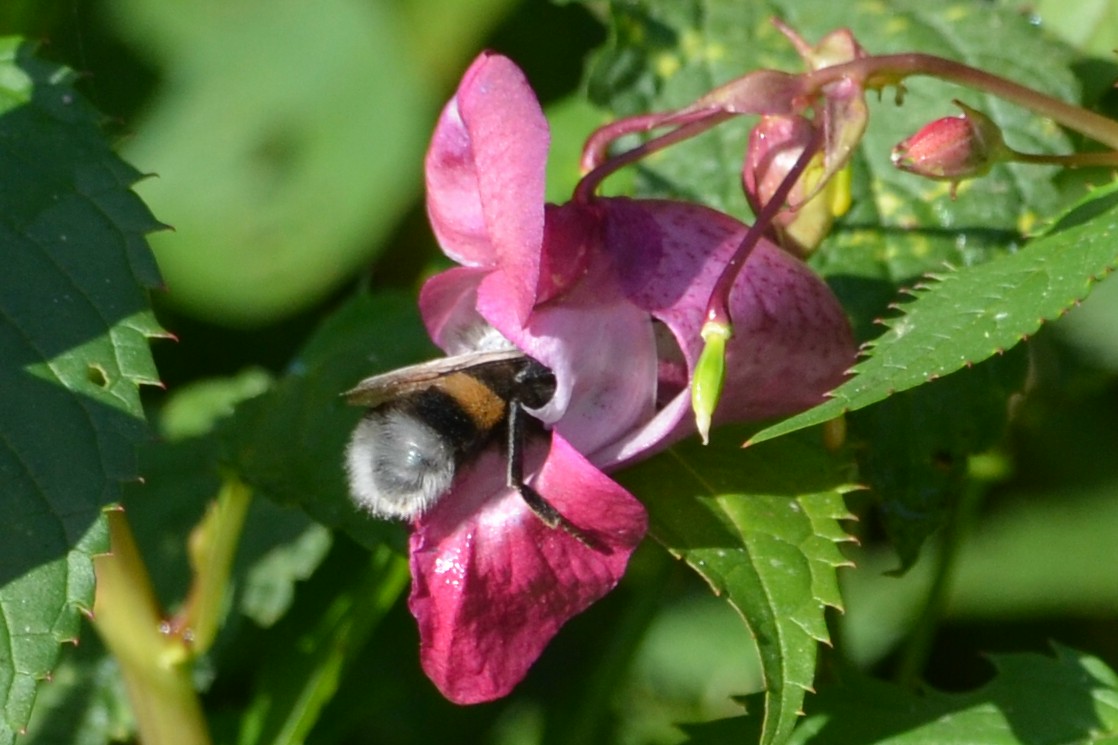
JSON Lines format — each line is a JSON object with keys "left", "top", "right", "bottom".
{"left": 806, "top": 53, "right": 1118, "bottom": 150}
{"left": 166, "top": 474, "right": 253, "bottom": 653}
{"left": 580, "top": 107, "right": 731, "bottom": 172}
{"left": 893, "top": 452, "right": 1005, "bottom": 688}
{"left": 704, "top": 122, "right": 824, "bottom": 327}
{"left": 690, "top": 123, "right": 824, "bottom": 440}
{"left": 575, "top": 110, "right": 733, "bottom": 203}
{"left": 93, "top": 510, "right": 211, "bottom": 745}
{"left": 1008, "top": 148, "right": 1118, "bottom": 168}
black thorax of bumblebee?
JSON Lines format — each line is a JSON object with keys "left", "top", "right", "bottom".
{"left": 392, "top": 356, "right": 556, "bottom": 466}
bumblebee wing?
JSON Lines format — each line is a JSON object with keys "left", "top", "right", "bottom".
{"left": 344, "top": 348, "right": 527, "bottom": 408}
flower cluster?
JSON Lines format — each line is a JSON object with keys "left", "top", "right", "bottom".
{"left": 404, "top": 51, "right": 855, "bottom": 703}
{"left": 360, "top": 11, "right": 1118, "bottom": 702}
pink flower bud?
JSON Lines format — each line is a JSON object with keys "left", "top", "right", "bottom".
{"left": 891, "top": 101, "right": 1008, "bottom": 193}
{"left": 742, "top": 115, "right": 851, "bottom": 256}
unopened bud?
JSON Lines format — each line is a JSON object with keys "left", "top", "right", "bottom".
{"left": 743, "top": 116, "right": 851, "bottom": 257}
{"left": 892, "top": 101, "right": 1008, "bottom": 194}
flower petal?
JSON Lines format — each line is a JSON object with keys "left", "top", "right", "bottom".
{"left": 597, "top": 198, "right": 855, "bottom": 461}
{"left": 419, "top": 265, "right": 495, "bottom": 353}
{"left": 425, "top": 52, "right": 548, "bottom": 323}
{"left": 409, "top": 434, "right": 646, "bottom": 703}
{"left": 477, "top": 247, "right": 659, "bottom": 460}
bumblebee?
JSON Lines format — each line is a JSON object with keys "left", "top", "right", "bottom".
{"left": 344, "top": 349, "right": 591, "bottom": 543}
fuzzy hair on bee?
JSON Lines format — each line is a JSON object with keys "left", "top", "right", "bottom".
{"left": 344, "top": 349, "right": 557, "bottom": 522}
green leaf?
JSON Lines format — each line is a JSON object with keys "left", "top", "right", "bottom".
{"left": 750, "top": 179, "right": 1118, "bottom": 446}
{"left": 689, "top": 645, "right": 1118, "bottom": 744}
{"left": 222, "top": 292, "right": 438, "bottom": 550}
{"left": 619, "top": 428, "right": 856, "bottom": 745}
{"left": 235, "top": 543, "right": 409, "bottom": 745}
{"left": 20, "top": 637, "right": 132, "bottom": 745}
{"left": 0, "top": 39, "right": 162, "bottom": 744}
{"left": 852, "top": 347, "right": 1029, "bottom": 569}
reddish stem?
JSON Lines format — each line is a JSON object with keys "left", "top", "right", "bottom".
{"left": 575, "top": 110, "right": 734, "bottom": 204}
{"left": 805, "top": 53, "right": 1118, "bottom": 150}
{"left": 1010, "top": 149, "right": 1118, "bottom": 167}
{"left": 704, "top": 123, "right": 824, "bottom": 326}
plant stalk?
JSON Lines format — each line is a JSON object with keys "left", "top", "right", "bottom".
{"left": 92, "top": 509, "right": 211, "bottom": 745}
{"left": 807, "top": 53, "right": 1118, "bottom": 150}
{"left": 894, "top": 460, "right": 989, "bottom": 689}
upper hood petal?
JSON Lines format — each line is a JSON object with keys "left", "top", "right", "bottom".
{"left": 425, "top": 52, "right": 549, "bottom": 324}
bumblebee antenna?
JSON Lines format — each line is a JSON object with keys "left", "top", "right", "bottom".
{"left": 506, "top": 381, "right": 604, "bottom": 552}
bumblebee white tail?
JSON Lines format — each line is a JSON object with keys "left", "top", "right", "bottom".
{"left": 345, "top": 409, "right": 456, "bottom": 520}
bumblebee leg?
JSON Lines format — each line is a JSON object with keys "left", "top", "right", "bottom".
{"left": 507, "top": 399, "right": 604, "bottom": 551}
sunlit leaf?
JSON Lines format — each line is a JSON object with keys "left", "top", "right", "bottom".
{"left": 749, "top": 180, "right": 1118, "bottom": 446}
{"left": 685, "top": 645, "right": 1118, "bottom": 744}
{"left": 620, "top": 429, "right": 856, "bottom": 745}
{"left": 0, "top": 39, "right": 162, "bottom": 744}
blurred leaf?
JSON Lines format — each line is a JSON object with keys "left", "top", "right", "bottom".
{"left": 123, "top": 414, "right": 331, "bottom": 632}
{"left": 222, "top": 292, "right": 438, "bottom": 549}
{"left": 1021, "top": 0, "right": 1118, "bottom": 59}
{"left": 951, "top": 480, "right": 1118, "bottom": 619}
{"left": 236, "top": 544, "right": 408, "bottom": 745}
{"left": 112, "top": 0, "right": 433, "bottom": 326}
{"left": 619, "top": 593, "right": 763, "bottom": 744}
{"left": 237, "top": 518, "right": 332, "bottom": 630}
{"left": 852, "top": 347, "right": 1029, "bottom": 570}
{"left": 620, "top": 428, "right": 856, "bottom": 745}
{"left": 840, "top": 478, "right": 1118, "bottom": 669}
{"left": 158, "top": 367, "right": 274, "bottom": 441}
{"left": 0, "top": 38, "right": 162, "bottom": 744}
{"left": 751, "top": 179, "right": 1118, "bottom": 446}
{"left": 685, "top": 646, "right": 1118, "bottom": 743}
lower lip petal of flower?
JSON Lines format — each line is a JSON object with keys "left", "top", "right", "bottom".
{"left": 407, "top": 435, "right": 647, "bottom": 703}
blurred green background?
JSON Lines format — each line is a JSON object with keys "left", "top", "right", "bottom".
{"left": 4, "top": 1, "right": 1118, "bottom": 743}
{"left": 0, "top": 0, "right": 606, "bottom": 384}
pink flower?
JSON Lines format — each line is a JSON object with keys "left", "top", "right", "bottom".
{"left": 408, "top": 51, "right": 855, "bottom": 703}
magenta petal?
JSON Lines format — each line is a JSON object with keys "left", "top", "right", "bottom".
{"left": 425, "top": 52, "right": 549, "bottom": 323}
{"left": 409, "top": 435, "right": 647, "bottom": 704}
{"left": 419, "top": 266, "right": 492, "bottom": 353}
{"left": 601, "top": 199, "right": 855, "bottom": 451}
{"left": 535, "top": 203, "right": 595, "bottom": 304}
{"left": 716, "top": 244, "right": 855, "bottom": 420}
